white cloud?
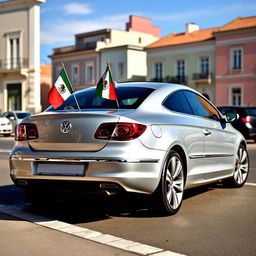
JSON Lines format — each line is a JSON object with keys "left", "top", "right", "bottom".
{"left": 63, "top": 3, "right": 93, "bottom": 15}
{"left": 41, "top": 14, "right": 130, "bottom": 45}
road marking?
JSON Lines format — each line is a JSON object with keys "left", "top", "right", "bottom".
{"left": 0, "top": 204, "right": 185, "bottom": 256}
{"left": 245, "top": 183, "right": 256, "bottom": 187}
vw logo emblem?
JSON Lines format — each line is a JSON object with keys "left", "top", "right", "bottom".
{"left": 60, "top": 121, "right": 72, "bottom": 134}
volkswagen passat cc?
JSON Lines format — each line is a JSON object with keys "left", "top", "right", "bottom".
{"left": 9, "top": 83, "right": 249, "bottom": 215}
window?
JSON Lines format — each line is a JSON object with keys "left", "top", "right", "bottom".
{"left": 85, "top": 63, "right": 94, "bottom": 83}
{"left": 231, "top": 87, "right": 242, "bottom": 106}
{"left": 184, "top": 91, "right": 220, "bottom": 121}
{"left": 231, "top": 48, "right": 243, "bottom": 70}
{"left": 163, "top": 91, "right": 193, "bottom": 115}
{"left": 199, "top": 57, "right": 209, "bottom": 74}
{"left": 154, "top": 62, "right": 163, "bottom": 81}
{"left": 176, "top": 59, "right": 186, "bottom": 82}
{"left": 118, "top": 62, "right": 124, "bottom": 78}
{"left": 71, "top": 65, "right": 79, "bottom": 84}
{"left": 7, "top": 33, "right": 20, "bottom": 69}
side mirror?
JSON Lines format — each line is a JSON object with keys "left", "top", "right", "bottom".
{"left": 9, "top": 116, "right": 15, "bottom": 121}
{"left": 225, "top": 112, "right": 239, "bottom": 123}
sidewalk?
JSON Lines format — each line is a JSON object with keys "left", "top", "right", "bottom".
{"left": 0, "top": 211, "right": 138, "bottom": 256}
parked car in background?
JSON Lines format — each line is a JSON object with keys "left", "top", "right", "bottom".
{"left": 10, "top": 83, "right": 249, "bottom": 215}
{"left": 0, "top": 114, "right": 12, "bottom": 136}
{"left": 3, "top": 111, "right": 32, "bottom": 133}
{"left": 218, "top": 106, "right": 256, "bottom": 142}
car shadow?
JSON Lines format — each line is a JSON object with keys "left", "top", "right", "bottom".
{"left": 0, "top": 183, "right": 219, "bottom": 223}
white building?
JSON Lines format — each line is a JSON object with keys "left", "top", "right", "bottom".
{"left": 0, "top": 0, "right": 45, "bottom": 113}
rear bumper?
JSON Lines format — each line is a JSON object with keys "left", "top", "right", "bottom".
{"left": 9, "top": 142, "right": 166, "bottom": 194}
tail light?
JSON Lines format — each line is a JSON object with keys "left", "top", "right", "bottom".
{"left": 15, "top": 123, "right": 39, "bottom": 141}
{"left": 241, "top": 117, "right": 252, "bottom": 123}
{"left": 94, "top": 123, "right": 146, "bottom": 141}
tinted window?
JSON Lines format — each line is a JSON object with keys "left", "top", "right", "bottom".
{"left": 16, "top": 113, "right": 31, "bottom": 119}
{"left": 184, "top": 91, "right": 220, "bottom": 121}
{"left": 245, "top": 108, "right": 256, "bottom": 116}
{"left": 46, "top": 87, "right": 154, "bottom": 111}
{"left": 163, "top": 91, "right": 193, "bottom": 115}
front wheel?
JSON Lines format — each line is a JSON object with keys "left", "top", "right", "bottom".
{"left": 153, "top": 150, "right": 185, "bottom": 215}
{"left": 225, "top": 145, "right": 249, "bottom": 187}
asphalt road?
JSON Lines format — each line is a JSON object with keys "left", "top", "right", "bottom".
{"left": 0, "top": 136, "right": 256, "bottom": 256}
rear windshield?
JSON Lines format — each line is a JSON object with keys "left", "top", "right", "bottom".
{"left": 245, "top": 108, "right": 256, "bottom": 116}
{"left": 46, "top": 87, "right": 154, "bottom": 111}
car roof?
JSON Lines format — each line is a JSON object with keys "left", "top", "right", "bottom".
{"left": 117, "top": 81, "right": 192, "bottom": 91}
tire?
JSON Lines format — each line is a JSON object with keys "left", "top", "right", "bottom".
{"left": 225, "top": 144, "right": 249, "bottom": 187}
{"left": 153, "top": 150, "right": 185, "bottom": 215}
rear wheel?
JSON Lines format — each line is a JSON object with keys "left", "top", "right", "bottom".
{"left": 225, "top": 145, "right": 249, "bottom": 187}
{"left": 153, "top": 150, "right": 185, "bottom": 215}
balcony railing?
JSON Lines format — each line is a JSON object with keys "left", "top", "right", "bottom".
{"left": 166, "top": 75, "right": 187, "bottom": 84}
{"left": 192, "top": 72, "right": 213, "bottom": 81}
{"left": 0, "top": 58, "right": 28, "bottom": 71}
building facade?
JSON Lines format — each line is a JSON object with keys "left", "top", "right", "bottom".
{"left": 146, "top": 24, "right": 216, "bottom": 102}
{"left": 0, "top": 0, "right": 45, "bottom": 113}
{"left": 215, "top": 16, "right": 256, "bottom": 106}
{"left": 50, "top": 15, "right": 160, "bottom": 90}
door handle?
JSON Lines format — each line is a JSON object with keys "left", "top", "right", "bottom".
{"left": 203, "top": 129, "right": 212, "bottom": 136}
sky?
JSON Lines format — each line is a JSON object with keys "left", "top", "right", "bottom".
{"left": 40, "top": 0, "right": 256, "bottom": 64}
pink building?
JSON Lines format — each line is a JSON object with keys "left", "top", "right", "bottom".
{"left": 215, "top": 16, "right": 256, "bottom": 106}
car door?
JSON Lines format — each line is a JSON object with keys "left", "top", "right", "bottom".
{"left": 162, "top": 91, "right": 205, "bottom": 185}
{"left": 184, "top": 91, "right": 236, "bottom": 180}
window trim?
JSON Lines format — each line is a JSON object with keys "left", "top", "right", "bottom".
{"left": 229, "top": 85, "right": 244, "bottom": 106}
{"left": 230, "top": 47, "right": 243, "bottom": 71}
{"left": 154, "top": 62, "right": 163, "bottom": 80}
{"left": 6, "top": 31, "right": 22, "bottom": 69}
{"left": 85, "top": 62, "right": 95, "bottom": 84}
{"left": 117, "top": 62, "right": 124, "bottom": 79}
{"left": 198, "top": 56, "right": 210, "bottom": 74}
{"left": 71, "top": 64, "right": 79, "bottom": 85}
{"left": 175, "top": 58, "right": 186, "bottom": 78}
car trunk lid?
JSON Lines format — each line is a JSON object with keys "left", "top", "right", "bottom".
{"left": 27, "top": 111, "right": 123, "bottom": 151}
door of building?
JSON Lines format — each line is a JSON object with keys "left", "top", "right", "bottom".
{"left": 7, "top": 83, "right": 21, "bottom": 110}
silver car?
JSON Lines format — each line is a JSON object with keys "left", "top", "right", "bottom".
{"left": 9, "top": 82, "right": 249, "bottom": 215}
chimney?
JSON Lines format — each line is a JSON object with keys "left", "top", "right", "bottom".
{"left": 185, "top": 23, "right": 200, "bottom": 34}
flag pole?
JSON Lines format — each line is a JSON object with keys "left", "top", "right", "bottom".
{"left": 61, "top": 63, "right": 81, "bottom": 111}
{"left": 107, "top": 62, "right": 120, "bottom": 110}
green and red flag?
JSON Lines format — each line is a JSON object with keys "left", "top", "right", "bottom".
{"left": 48, "top": 68, "right": 73, "bottom": 109}
{"left": 96, "top": 65, "right": 117, "bottom": 100}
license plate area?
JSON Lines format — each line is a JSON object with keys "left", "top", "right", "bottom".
{"left": 36, "top": 163, "right": 86, "bottom": 177}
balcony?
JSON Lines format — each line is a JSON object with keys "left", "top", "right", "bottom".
{"left": 165, "top": 75, "right": 187, "bottom": 84}
{"left": 192, "top": 73, "right": 213, "bottom": 84}
{"left": 0, "top": 58, "right": 28, "bottom": 71}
